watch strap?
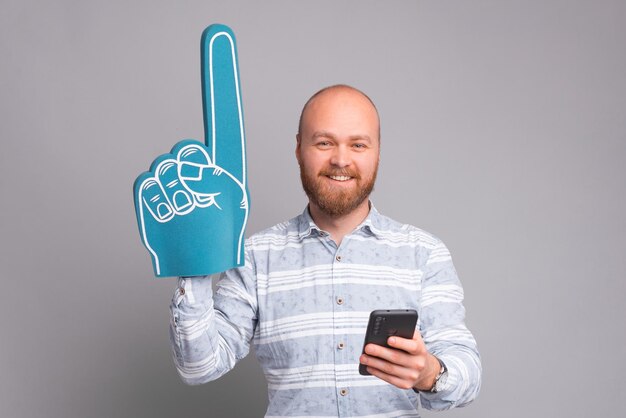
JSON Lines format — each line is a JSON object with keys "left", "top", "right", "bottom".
{"left": 429, "top": 356, "right": 447, "bottom": 393}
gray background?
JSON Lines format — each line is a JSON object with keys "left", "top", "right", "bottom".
{"left": 2, "top": 1, "right": 625, "bottom": 417}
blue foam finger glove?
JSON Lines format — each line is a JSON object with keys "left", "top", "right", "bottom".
{"left": 133, "top": 24, "right": 250, "bottom": 277}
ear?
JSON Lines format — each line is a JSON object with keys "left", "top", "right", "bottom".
{"left": 295, "top": 133, "right": 302, "bottom": 165}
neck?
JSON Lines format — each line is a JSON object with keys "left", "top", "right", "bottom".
{"left": 308, "top": 200, "right": 371, "bottom": 246}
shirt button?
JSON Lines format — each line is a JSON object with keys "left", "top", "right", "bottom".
{"left": 336, "top": 255, "right": 342, "bottom": 261}
{"left": 336, "top": 297, "right": 344, "bottom": 305}
{"left": 337, "top": 342, "right": 345, "bottom": 350}
{"left": 179, "top": 287, "right": 185, "bottom": 295}
{"left": 340, "top": 388, "right": 349, "bottom": 396}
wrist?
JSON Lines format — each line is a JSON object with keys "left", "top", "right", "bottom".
{"left": 413, "top": 354, "right": 446, "bottom": 392}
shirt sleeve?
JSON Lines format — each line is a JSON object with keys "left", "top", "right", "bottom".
{"left": 169, "top": 248, "right": 258, "bottom": 385}
{"left": 418, "top": 240, "right": 482, "bottom": 410}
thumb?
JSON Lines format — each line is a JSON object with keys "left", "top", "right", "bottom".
{"left": 180, "top": 163, "right": 233, "bottom": 196}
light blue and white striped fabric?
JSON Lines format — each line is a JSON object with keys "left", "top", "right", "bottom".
{"left": 170, "top": 205, "right": 481, "bottom": 417}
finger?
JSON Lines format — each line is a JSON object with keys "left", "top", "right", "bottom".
{"left": 360, "top": 354, "right": 418, "bottom": 389}
{"left": 177, "top": 141, "right": 213, "bottom": 168}
{"left": 136, "top": 176, "right": 174, "bottom": 222}
{"left": 176, "top": 143, "right": 241, "bottom": 206}
{"left": 387, "top": 331, "right": 425, "bottom": 355}
{"left": 176, "top": 141, "right": 213, "bottom": 183}
{"left": 133, "top": 173, "right": 166, "bottom": 276}
{"left": 201, "top": 24, "right": 247, "bottom": 186}
{"left": 364, "top": 343, "right": 413, "bottom": 367}
{"left": 364, "top": 364, "right": 415, "bottom": 391}
{"left": 155, "top": 159, "right": 194, "bottom": 215}
{"left": 175, "top": 142, "right": 217, "bottom": 207}
{"left": 180, "top": 166, "right": 236, "bottom": 199}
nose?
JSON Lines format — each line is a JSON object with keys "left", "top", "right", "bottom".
{"left": 329, "top": 145, "right": 351, "bottom": 168}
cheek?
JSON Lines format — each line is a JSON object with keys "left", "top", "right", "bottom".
{"left": 357, "top": 157, "right": 379, "bottom": 176}
{"left": 300, "top": 153, "right": 326, "bottom": 173}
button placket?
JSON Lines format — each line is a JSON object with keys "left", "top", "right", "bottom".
{"left": 332, "top": 247, "right": 351, "bottom": 410}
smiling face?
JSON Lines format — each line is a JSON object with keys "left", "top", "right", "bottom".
{"left": 296, "top": 86, "right": 380, "bottom": 217}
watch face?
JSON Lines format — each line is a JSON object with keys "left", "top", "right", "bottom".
{"left": 435, "top": 371, "right": 448, "bottom": 392}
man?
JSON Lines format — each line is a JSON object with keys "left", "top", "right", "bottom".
{"left": 169, "top": 85, "right": 481, "bottom": 417}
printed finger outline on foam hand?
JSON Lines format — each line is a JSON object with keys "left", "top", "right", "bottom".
{"left": 138, "top": 151, "right": 198, "bottom": 222}
{"left": 156, "top": 159, "right": 194, "bottom": 215}
{"left": 177, "top": 143, "right": 218, "bottom": 207}
{"left": 200, "top": 25, "right": 249, "bottom": 266}
{"left": 177, "top": 143, "right": 245, "bottom": 195}
{"left": 139, "top": 178, "right": 174, "bottom": 223}
{"left": 201, "top": 25, "right": 247, "bottom": 188}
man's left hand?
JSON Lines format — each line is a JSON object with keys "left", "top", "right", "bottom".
{"left": 359, "top": 331, "right": 440, "bottom": 391}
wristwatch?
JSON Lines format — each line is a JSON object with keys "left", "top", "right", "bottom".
{"left": 429, "top": 356, "right": 448, "bottom": 393}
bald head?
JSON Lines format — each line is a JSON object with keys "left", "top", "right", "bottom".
{"left": 297, "top": 85, "right": 380, "bottom": 140}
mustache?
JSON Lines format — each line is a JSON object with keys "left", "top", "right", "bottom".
{"left": 319, "top": 169, "right": 360, "bottom": 179}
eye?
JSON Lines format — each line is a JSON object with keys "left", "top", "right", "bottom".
{"left": 352, "top": 143, "right": 367, "bottom": 149}
{"left": 315, "top": 141, "right": 332, "bottom": 148}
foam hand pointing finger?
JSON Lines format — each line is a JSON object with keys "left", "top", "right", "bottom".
{"left": 133, "top": 24, "right": 250, "bottom": 277}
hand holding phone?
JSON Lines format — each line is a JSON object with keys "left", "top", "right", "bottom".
{"left": 359, "top": 309, "right": 418, "bottom": 376}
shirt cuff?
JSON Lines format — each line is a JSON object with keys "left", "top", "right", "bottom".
{"left": 172, "top": 275, "right": 214, "bottom": 319}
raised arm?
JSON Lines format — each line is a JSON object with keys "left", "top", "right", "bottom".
{"left": 169, "top": 248, "right": 258, "bottom": 384}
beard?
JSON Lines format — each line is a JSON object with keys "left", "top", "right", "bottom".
{"left": 299, "top": 164, "right": 378, "bottom": 217}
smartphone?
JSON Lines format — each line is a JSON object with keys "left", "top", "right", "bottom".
{"left": 359, "top": 309, "right": 418, "bottom": 375}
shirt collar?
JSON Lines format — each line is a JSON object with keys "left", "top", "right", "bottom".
{"left": 296, "top": 202, "right": 384, "bottom": 240}
{"left": 297, "top": 206, "right": 319, "bottom": 239}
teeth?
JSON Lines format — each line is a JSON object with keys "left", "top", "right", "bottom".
{"left": 329, "top": 175, "right": 351, "bottom": 181}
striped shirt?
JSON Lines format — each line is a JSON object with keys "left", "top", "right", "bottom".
{"left": 169, "top": 205, "right": 481, "bottom": 417}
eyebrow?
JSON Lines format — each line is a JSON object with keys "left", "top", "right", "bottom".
{"left": 311, "top": 131, "right": 373, "bottom": 143}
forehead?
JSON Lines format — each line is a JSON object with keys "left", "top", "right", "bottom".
{"left": 301, "top": 89, "right": 380, "bottom": 137}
